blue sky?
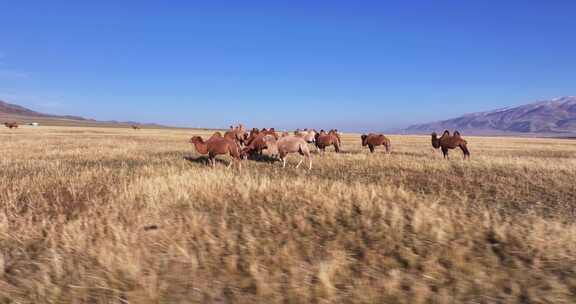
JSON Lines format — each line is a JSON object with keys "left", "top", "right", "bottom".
{"left": 1, "top": 1, "right": 575, "bottom": 131}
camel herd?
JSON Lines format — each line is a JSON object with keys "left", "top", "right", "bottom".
{"left": 188, "top": 124, "right": 471, "bottom": 170}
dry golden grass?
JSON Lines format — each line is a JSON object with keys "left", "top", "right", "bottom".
{"left": 1, "top": 126, "right": 575, "bottom": 303}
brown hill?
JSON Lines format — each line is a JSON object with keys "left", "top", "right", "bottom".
{"left": 0, "top": 100, "right": 161, "bottom": 127}
{"left": 404, "top": 96, "right": 576, "bottom": 135}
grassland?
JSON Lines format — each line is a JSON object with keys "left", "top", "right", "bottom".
{"left": 0, "top": 126, "right": 575, "bottom": 303}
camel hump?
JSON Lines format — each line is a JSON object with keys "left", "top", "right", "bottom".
{"left": 453, "top": 130, "right": 461, "bottom": 137}
{"left": 442, "top": 130, "right": 450, "bottom": 137}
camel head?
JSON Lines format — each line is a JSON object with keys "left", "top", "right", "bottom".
{"left": 431, "top": 132, "right": 441, "bottom": 149}
{"left": 361, "top": 134, "right": 368, "bottom": 146}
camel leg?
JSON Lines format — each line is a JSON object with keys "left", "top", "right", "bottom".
{"left": 369, "top": 145, "right": 374, "bottom": 153}
{"left": 296, "top": 155, "right": 304, "bottom": 168}
{"left": 441, "top": 147, "right": 449, "bottom": 160}
{"left": 460, "top": 145, "right": 470, "bottom": 160}
{"left": 308, "top": 155, "right": 312, "bottom": 170}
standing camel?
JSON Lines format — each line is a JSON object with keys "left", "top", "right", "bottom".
{"left": 361, "top": 133, "right": 391, "bottom": 153}
{"left": 190, "top": 136, "right": 242, "bottom": 169}
{"left": 265, "top": 135, "right": 312, "bottom": 170}
{"left": 224, "top": 124, "right": 248, "bottom": 147}
{"left": 315, "top": 129, "right": 341, "bottom": 153}
{"left": 431, "top": 130, "right": 470, "bottom": 160}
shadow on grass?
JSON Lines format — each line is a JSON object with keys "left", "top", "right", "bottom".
{"left": 247, "top": 154, "right": 280, "bottom": 163}
{"left": 183, "top": 155, "right": 229, "bottom": 166}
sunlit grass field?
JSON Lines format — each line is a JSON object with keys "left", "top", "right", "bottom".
{"left": 1, "top": 126, "right": 575, "bottom": 303}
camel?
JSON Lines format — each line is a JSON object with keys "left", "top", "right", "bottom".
{"left": 265, "top": 135, "right": 312, "bottom": 170}
{"left": 242, "top": 132, "right": 275, "bottom": 159}
{"left": 361, "top": 133, "right": 391, "bottom": 153}
{"left": 431, "top": 130, "right": 470, "bottom": 160}
{"left": 261, "top": 128, "right": 279, "bottom": 139}
{"left": 224, "top": 124, "right": 248, "bottom": 146}
{"left": 4, "top": 122, "right": 18, "bottom": 129}
{"left": 209, "top": 131, "right": 223, "bottom": 139}
{"left": 189, "top": 136, "right": 242, "bottom": 169}
{"left": 131, "top": 125, "right": 141, "bottom": 130}
{"left": 295, "top": 129, "right": 317, "bottom": 144}
{"left": 315, "top": 129, "right": 341, "bottom": 153}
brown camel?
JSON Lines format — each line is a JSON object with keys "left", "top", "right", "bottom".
{"left": 261, "top": 128, "right": 279, "bottom": 139}
{"left": 131, "top": 125, "right": 141, "bottom": 130}
{"left": 242, "top": 132, "right": 272, "bottom": 158}
{"left": 315, "top": 129, "right": 341, "bottom": 153}
{"left": 432, "top": 130, "right": 470, "bottom": 160}
{"left": 4, "top": 122, "right": 18, "bottom": 129}
{"left": 361, "top": 133, "right": 391, "bottom": 153}
{"left": 224, "top": 124, "right": 248, "bottom": 146}
{"left": 190, "top": 136, "right": 242, "bottom": 169}
{"left": 265, "top": 135, "right": 312, "bottom": 170}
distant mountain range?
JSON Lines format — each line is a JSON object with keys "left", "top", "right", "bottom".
{"left": 404, "top": 96, "right": 576, "bottom": 135}
{"left": 0, "top": 99, "right": 162, "bottom": 127}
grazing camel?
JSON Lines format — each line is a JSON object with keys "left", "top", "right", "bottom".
{"left": 315, "top": 129, "right": 341, "bottom": 153}
{"left": 4, "top": 122, "right": 18, "bottom": 129}
{"left": 431, "top": 130, "right": 470, "bottom": 160}
{"left": 361, "top": 133, "right": 391, "bottom": 153}
{"left": 189, "top": 136, "right": 242, "bottom": 169}
{"left": 265, "top": 135, "right": 312, "bottom": 170}
{"left": 242, "top": 132, "right": 275, "bottom": 159}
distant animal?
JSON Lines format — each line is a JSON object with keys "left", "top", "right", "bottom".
{"left": 131, "top": 125, "right": 141, "bottom": 130}
{"left": 361, "top": 133, "right": 391, "bottom": 153}
{"left": 4, "top": 122, "right": 18, "bottom": 129}
{"left": 265, "top": 135, "right": 312, "bottom": 170}
{"left": 315, "top": 129, "right": 341, "bottom": 153}
{"left": 431, "top": 130, "right": 470, "bottom": 160}
{"left": 190, "top": 135, "right": 242, "bottom": 169}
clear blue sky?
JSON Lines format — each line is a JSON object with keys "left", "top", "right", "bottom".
{"left": 1, "top": 1, "right": 575, "bottom": 131}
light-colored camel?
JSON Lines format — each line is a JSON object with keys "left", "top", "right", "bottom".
{"left": 295, "top": 129, "right": 317, "bottom": 144}
{"left": 265, "top": 135, "right": 312, "bottom": 170}
{"left": 361, "top": 133, "right": 391, "bottom": 153}
{"left": 190, "top": 136, "right": 242, "bottom": 169}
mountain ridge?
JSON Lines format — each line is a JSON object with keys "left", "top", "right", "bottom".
{"left": 0, "top": 99, "right": 162, "bottom": 127}
{"left": 404, "top": 96, "right": 576, "bottom": 135}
